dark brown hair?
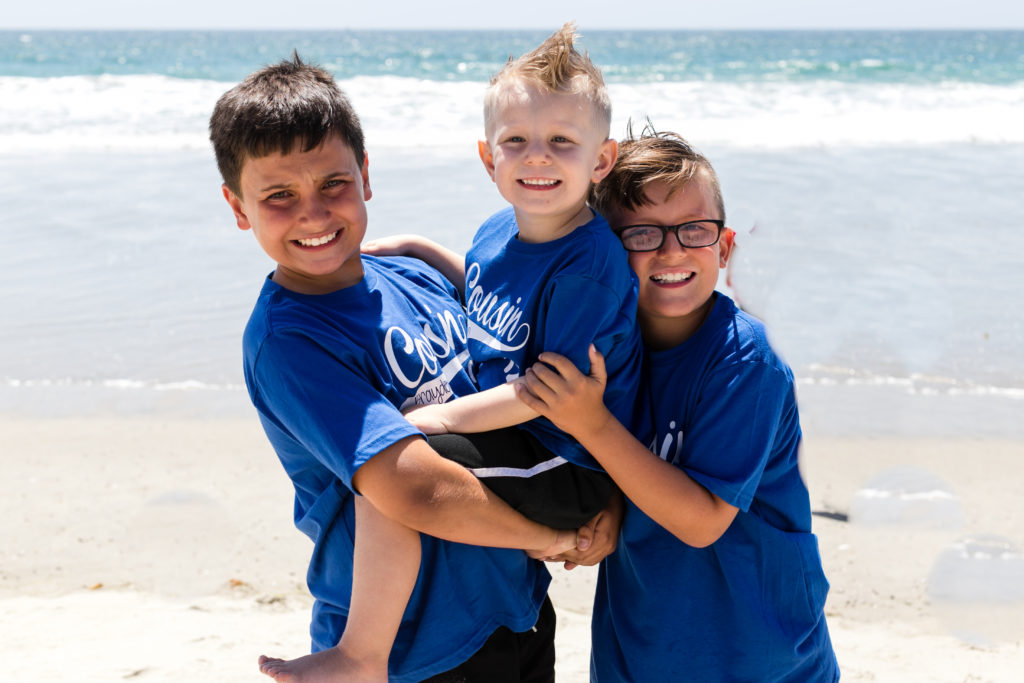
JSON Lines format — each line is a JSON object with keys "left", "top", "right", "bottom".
{"left": 209, "top": 53, "right": 365, "bottom": 196}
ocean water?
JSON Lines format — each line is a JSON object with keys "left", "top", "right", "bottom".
{"left": 1, "top": 29, "right": 1022, "bottom": 436}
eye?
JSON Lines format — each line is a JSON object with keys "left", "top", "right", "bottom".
{"left": 265, "top": 190, "right": 291, "bottom": 201}
{"left": 619, "top": 225, "right": 663, "bottom": 251}
{"left": 551, "top": 135, "right": 572, "bottom": 144}
{"left": 503, "top": 135, "right": 526, "bottom": 144}
{"left": 323, "top": 178, "right": 348, "bottom": 190}
{"left": 677, "top": 221, "right": 721, "bottom": 247}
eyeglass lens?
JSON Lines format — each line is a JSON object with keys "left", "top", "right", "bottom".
{"left": 619, "top": 221, "right": 721, "bottom": 251}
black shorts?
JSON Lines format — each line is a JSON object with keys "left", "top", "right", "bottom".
{"left": 419, "top": 594, "right": 556, "bottom": 683}
{"left": 428, "top": 428, "right": 613, "bottom": 530}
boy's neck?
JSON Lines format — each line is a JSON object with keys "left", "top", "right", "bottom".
{"left": 513, "top": 203, "right": 594, "bottom": 244}
{"left": 641, "top": 292, "right": 718, "bottom": 351}
{"left": 271, "top": 258, "right": 365, "bottom": 295}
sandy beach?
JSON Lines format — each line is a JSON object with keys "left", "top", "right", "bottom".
{"left": 2, "top": 416, "right": 1021, "bottom": 681}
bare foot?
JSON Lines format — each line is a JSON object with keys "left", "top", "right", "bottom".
{"left": 257, "top": 648, "right": 387, "bottom": 683}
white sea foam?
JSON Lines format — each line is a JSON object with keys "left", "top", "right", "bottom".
{"left": 2, "top": 75, "right": 1022, "bottom": 152}
{"left": 796, "top": 373, "right": 1024, "bottom": 400}
{"left": 2, "top": 377, "right": 243, "bottom": 392}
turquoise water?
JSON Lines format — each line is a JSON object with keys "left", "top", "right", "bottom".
{"left": 2, "top": 29, "right": 1021, "bottom": 83}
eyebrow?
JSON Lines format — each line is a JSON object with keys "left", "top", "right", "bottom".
{"left": 257, "top": 171, "right": 352, "bottom": 194}
{"left": 258, "top": 182, "right": 292, "bottom": 193}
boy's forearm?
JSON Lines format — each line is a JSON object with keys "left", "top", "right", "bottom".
{"left": 410, "top": 381, "right": 539, "bottom": 434}
{"left": 570, "top": 413, "right": 737, "bottom": 548}
{"left": 353, "top": 435, "right": 570, "bottom": 553}
{"left": 518, "top": 349, "right": 738, "bottom": 547}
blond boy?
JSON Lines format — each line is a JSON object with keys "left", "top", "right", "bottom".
{"left": 287, "top": 23, "right": 643, "bottom": 682}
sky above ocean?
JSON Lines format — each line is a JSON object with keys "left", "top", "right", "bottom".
{"left": 5, "top": 0, "right": 1022, "bottom": 30}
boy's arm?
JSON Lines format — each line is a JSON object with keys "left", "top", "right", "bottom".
{"left": 517, "top": 346, "right": 738, "bottom": 548}
{"left": 404, "top": 380, "right": 540, "bottom": 435}
{"left": 362, "top": 234, "right": 467, "bottom": 295}
{"left": 352, "top": 433, "right": 575, "bottom": 555}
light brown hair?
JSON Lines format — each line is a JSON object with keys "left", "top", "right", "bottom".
{"left": 591, "top": 121, "right": 725, "bottom": 222}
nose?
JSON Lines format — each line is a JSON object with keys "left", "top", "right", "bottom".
{"left": 524, "top": 139, "right": 551, "bottom": 165}
{"left": 299, "top": 193, "right": 331, "bottom": 225}
{"left": 657, "top": 229, "right": 687, "bottom": 257}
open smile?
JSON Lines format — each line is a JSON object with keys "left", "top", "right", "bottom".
{"left": 518, "top": 178, "right": 561, "bottom": 190}
{"left": 650, "top": 271, "right": 694, "bottom": 284}
{"left": 294, "top": 231, "right": 339, "bottom": 248}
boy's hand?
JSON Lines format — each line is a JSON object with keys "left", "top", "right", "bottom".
{"left": 552, "top": 491, "right": 623, "bottom": 569}
{"left": 360, "top": 233, "right": 423, "bottom": 257}
{"left": 526, "top": 528, "right": 578, "bottom": 561}
{"left": 402, "top": 403, "right": 451, "bottom": 435}
{"left": 516, "top": 344, "right": 612, "bottom": 439}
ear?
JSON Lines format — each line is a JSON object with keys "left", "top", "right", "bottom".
{"left": 718, "top": 227, "right": 736, "bottom": 268}
{"left": 590, "top": 138, "right": 618, "bottom": 183}
{"left": 360, "top": 151, "right": 373, "bottom": 201}
{"left": 478, "top": 139, "right": 496, "bottom": 181}
{"left": 222, "top": 184, "right": 252, "bottom": 231}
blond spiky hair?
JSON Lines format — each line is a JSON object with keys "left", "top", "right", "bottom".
{"left": 483, "top": 22, "right": 612, "bottom": 137}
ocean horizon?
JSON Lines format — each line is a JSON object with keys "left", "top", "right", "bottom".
{"left": 1, "top": 29, "right": 1022, "bottom": 436}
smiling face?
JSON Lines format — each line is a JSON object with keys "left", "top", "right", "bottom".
{"left": 479, "top": 83, "right": 616, "bottom": 242}
{"left": 606, "top": 174, "right": 735, "bottom": 350}
{"left": 222, "top": 136, "right": 372, "bottom": 295}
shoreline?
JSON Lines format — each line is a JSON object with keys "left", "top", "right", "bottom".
{"left": 3, "top": 416, "right": 1022, "bottom": 680}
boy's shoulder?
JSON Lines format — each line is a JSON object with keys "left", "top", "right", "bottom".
{"left": 473, "top": 206, "right": 517, "bottom": 241}
{"left": 367, "top": 253, "right": 460, "bottom": 296}
{"left": 242, "top": 256, "right": 459, "bottom": 348}
{"left": 705, "top": 295, "right": 793, "bottom": 376}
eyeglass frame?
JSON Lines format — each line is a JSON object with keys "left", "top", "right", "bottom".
{"left": 613, "top": 219, "right": 726, "bottom": 252}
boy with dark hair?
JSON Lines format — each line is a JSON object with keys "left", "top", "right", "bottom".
{"left": 519, "top": 125, "right": 840, "bottom": 681}
{"left": 211, "top": 55, "right": 583, "bottom": 683}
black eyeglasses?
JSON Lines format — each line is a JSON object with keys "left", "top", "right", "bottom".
{"left": 614, "top": 220, "right": 725, "bottom": 252}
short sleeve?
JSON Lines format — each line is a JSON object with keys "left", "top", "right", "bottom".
{"left": 250, "top": 330, "right": 422, "bottom": 489}
{"left": 538, "top": 275, "right": 622, "bottom": 372}
{"left": 679, "top": 361, "right": 791, "bottom": 511}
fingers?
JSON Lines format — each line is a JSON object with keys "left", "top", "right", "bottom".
{"left": 534, "top": 345, "right": 606, "bottom": 386}
{"left": 575, "top": 521, "right": 594, "bottom": 552}
{"left": 587, "top": 343, "right": 608, "bottom": 383}
{"left": 532, "top": 351, "right": 577, "bottom": 378}
{"left": 519, "top": 366, "right": 560, "bottom": 406}
{"left": 514, "top": 376, "right": 548, "bottom": 413}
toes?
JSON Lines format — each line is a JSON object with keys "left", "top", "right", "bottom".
{"left": 258, "top": 656, "right": 285, "bottom": 673}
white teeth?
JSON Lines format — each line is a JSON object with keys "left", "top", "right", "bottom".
{"left": 521, "top": 178, "right": 558, "bottom": 186}
{"left": 297, "top": 232, "right": 338, "bottom": 247}
{"left": 652, "top": 272, "right": 693, "bottom": 283}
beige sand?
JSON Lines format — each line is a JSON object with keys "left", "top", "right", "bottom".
{"left": 2, "top": 417, "right": 1022, "bottom": 681}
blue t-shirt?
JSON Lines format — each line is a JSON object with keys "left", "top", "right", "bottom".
{"left": 591, "top": 294, "right": 838, "bottom": 682}
{"left": 243, "top": 255, "right": 550, "bottom": 682}
{"left": 465, "top": 206, "right": 642, "bottom": 469}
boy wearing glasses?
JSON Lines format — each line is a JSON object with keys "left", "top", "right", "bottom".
{"left": 518, "top": 127, "right": 840, "bottom": 681}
